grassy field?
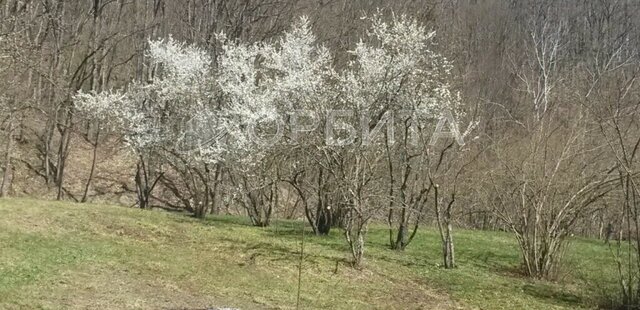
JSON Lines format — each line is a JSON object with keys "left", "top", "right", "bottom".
{"left": 0, "top": 198, "right": 621, "bottom": 309}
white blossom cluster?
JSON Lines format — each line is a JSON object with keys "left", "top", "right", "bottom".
{"left": 75, "top": 36, "right": 216, "bottom": 160}
{"left": 341, "top": 12, "right": 461, "bottom": 120}
{"left": 74, "top": 14, "right": 462, "bottom": 166}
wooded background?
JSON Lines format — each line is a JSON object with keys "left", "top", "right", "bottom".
{"left": 1, "top": 0, "right": 640, "bottom": 300}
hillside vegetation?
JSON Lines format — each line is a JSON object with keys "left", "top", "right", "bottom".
{"left": 0, "top": 199, "right": 621, "bottom": 309}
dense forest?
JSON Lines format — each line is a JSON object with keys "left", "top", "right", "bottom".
{"left": 1, "top": 0, "right": 640, "bottom": 307}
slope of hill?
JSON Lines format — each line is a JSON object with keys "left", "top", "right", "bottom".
{"left": 0, "top": 199, "right": 619, "bottom": 309}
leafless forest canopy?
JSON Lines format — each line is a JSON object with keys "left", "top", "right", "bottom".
{"left": 1, "top": 0, "right": 640, "bottom": 305}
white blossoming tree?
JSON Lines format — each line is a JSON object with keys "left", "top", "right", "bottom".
{"left": 75, "top": 37, "right": 216, "bottom": 211}
{"left": 325, "top": 12, "right": 469, "bottom": 267}
{"left": 74, "top": 17, "right": 334, "bottom": 221}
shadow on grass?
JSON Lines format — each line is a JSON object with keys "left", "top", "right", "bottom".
{"left": 214, "top": 235, "right": 345, "bottom": 267}
{"left": 464, "top": 250, "right": 525, "bottom": 280}
{"left": 204, "top": 215, "right": 255, "bottom": 226}
{"left": 522, "top": 283, "right": 582, "bottom": 307}
{"left": 168, "top": 213, "right": 255, "bottom": 227}
{"left": 175, "top": 212, "right": 309, "bottom": 228}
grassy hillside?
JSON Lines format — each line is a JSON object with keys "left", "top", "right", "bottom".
{"left": 0, "top": 199, "right": 621, "bottom": 309}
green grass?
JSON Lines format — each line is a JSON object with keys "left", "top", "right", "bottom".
{"left": 0, "top": 198, "right": 621, "bottom": 309}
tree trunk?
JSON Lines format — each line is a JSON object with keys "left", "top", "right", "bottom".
{"left": 81, "top": 127, "right": 100, "bottom": 202}
{"left": 55, "top": 113, "right": 73, "bottom": 200}
{"left": 393, "top": 214, "right": 409, "bottom": 250}
{"left": 135, "top": 157, "right": 160, "bottom": 209}
{"left": 208, "top": 163, "right": 222, "bottom": 215}
{"left": 443, "top": 220, "right": 455, "bottom": 269}
{"left": 1, "top": 117, "right": 14, "bottom": 197}
{"left": 435, "top": 185, "right": 456, "bottom": 269}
